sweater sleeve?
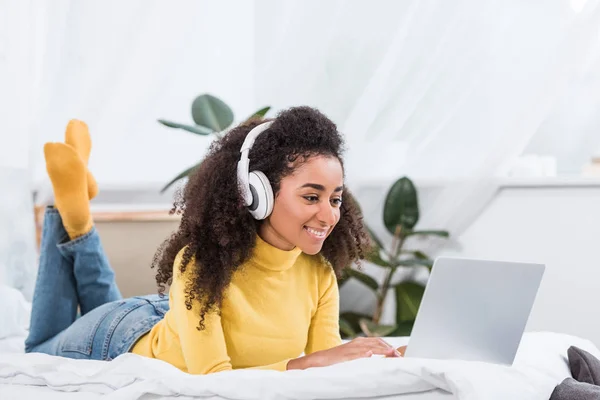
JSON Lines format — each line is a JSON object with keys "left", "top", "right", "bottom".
{"left": 304, "top": 264, "right": 342, "bottom": 354}
{"left": 172, "top": 253, "right": 293, "bottom": 374}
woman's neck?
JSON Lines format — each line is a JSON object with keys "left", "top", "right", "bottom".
{"left": 258, "top": 221, "right": 295, "bottom": 251}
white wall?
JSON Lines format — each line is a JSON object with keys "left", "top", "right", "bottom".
{"left": 435, "top": 179, "right": 600, "bottom": 345}
{"left": 343, "top": 178, "right": 600, "bottom": 346}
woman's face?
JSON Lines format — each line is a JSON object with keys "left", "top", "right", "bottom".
{"left": 259, "top": 155, "right": 344, "bottom": 254}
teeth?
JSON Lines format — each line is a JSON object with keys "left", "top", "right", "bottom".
{"left": 306, "top": 227, "right": 326, "bottom": 238}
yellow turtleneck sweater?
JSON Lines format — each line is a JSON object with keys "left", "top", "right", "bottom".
{"left": 130, "top": 236, "right": 342, "bottom": 374}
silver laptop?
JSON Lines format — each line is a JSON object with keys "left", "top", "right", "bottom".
{"left": 404, "top": 257, "right": 545, "bottom": 365}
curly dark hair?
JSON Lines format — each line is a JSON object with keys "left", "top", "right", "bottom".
{"left": 151, "top": 106, "right": 370, "bottom": 329}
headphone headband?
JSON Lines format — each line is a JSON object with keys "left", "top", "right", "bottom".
{"left": 240, "top": 121, "right": 274, "bottom": 153}
{"left": 237, "top": 121, "right": 274, "bottom": 207}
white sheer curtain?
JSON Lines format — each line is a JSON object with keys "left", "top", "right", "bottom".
{"left": 524, "top": 19, "right": 600, "bottom": 175}
{"left": 0, "top": 0, "right": 38, "bottom": 299}
{"left": 255, "top": 0, "right": 600, "bottom": 321}
{"left": 3, "top": 0, "right": 600, "bottom": 304}
{"left": 0, "top": 0, "right": 36, "bottom": 169}
{"left": 1, "top": 0, "right": 257, "bottom": 297}
{"left": 13, "top": 0, "right": 256, "bottom": 193}
{"left": 408, "top": 0, "right": 600, "bottom": 248}
{"left": 256, "top": 0, "right": 600, "bottom": 245}
{"left": 9, "top": 0, "right": 598, "bottom": 235}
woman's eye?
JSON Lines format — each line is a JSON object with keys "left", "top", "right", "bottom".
{"left": 331, "top": 198, "right": 343, "bottom": 206}
{"left": 304, "top": 196, "right": 318, "bottom": 202}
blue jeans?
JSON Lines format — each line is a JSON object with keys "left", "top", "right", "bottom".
{"left": 25, "top": 207, "right": 168, "bottom": 360}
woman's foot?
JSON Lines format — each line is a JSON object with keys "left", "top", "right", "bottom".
{"left": 44, "top": 143, "right": 92, "bottom": 239}
{"left": 64, "top": 119, "right": 99, "bottom": 200}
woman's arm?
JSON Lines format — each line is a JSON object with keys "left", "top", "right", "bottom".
{"left": 172, "top": 257, "right": 293, "bottom": 374}
{"left": 288, "top": 337, "right": 401, "bottom": 370}
{"left": 291, "top": 264, "right": 401, "bottom": 370}
{"left": 175, "top": 259, "right": 400, "bottom": 374}
{"left": 175, "top": 298, "right": 293, "bottom": 373}
{"left": 304, "top": 266, "right": 343, "bottom": 354}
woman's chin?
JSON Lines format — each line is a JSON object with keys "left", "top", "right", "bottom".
{"left": 298, "top": 227, "right": 328, "bottom": 254}
{"left": 298, "top": 242, "right": 324, "bottom": 255}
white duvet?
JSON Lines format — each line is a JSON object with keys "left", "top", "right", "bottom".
{"left": 1, "top": 331, "right": 596, "bottom": 400}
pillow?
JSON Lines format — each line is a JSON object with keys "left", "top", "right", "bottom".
{"left": 568, "top": 346, "right": 600, "bottom": 385}
{"left": 549, "top": 346, "right": 600, "bottom": 399}
{"left": 550, "top": 378, "right": 600, "bottom": 399}
{"left": 0, "top": 284, "right": 31, "bottom": 339}
{"left": 0, "top": 167, "right": 38, "bottom": 301}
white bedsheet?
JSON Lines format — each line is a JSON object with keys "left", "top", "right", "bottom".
{"left": 0, "top": 332, "right": 595, "bottom": 400}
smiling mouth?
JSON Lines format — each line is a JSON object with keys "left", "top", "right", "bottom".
{"left": 304, "top": 226, "right": 328, "bottom": 240}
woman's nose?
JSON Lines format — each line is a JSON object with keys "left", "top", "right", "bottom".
{"left": 317, "top": 203, "right": 336, "bottom": 226}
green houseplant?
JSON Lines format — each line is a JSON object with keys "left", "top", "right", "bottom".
{"left": 339, "top": 176, "right": 449, "bottom": 338}
{"left": 158, "top": 93, "right": 271, "bottom": 192}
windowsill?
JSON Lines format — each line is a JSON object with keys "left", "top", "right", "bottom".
{"left": 350, "top": 175, "right": 600, "bottom": 190}
{"left": 55, "top": 176, "right": 600, "bottom": 221}
{"left": 91, "top": 209, "right": 180, "bottom": 222}
{"left": 499, "top": 176, "right": 600, "bottom": 188}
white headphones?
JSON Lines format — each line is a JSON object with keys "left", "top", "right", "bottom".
{"left": 237, "top": 121, "right": 275, "bottom": 220}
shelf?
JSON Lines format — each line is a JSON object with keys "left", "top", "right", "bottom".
{"left": 92, "top": 210, "right": 180, "bottom": 222}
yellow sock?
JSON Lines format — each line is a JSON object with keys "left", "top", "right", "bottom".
{"left": 64, "top": 119, "right": 99, "bottom": 200}
{"left": 44, "top": 142, "right": 92, "bottom": 239}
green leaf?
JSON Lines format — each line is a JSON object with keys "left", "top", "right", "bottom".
{"left": 367, "top": 226, "right": 385, "bottom": 250}
{"left": 337, "top": 268, "right": 350, "bottom": 287}
{"left": 366, "top": 247, "right": 392, "bottom": 268}
{"left": 383, "top": 177, "right": 419, "bottom": 235}
{"left": 346, "top": 268, "right": 379, "bottom": 291}
{"left": 395, "top": 259, "right": 434, "bottom": 268}
{"left": 402, "top": 250, "right": 430, "bottom": 259}
{"left": 406, "top": 230, "right": 450, "bottom": 238}
{"left": 161, "top": 162, "right": 201, "bottom": 193}
{"left": 365, "top": 226, "right": 392, "bottom": 267}
{"left": 158, "top": 119, "right": 213, "bottom": 135}
{"left": 340, "top": 311, "right": 372, "bottom": 335}
{"left": 339, "top": 317, "right": 356, "bottom": 338}
{"left": 359, "top": 318, "right": 398, "bottom": 337}
{"left": 245, "top": 106, "right": 271, "bottom": 121}
{"left": 391, "top": 320, "right": 414, "bottom": 337}
{"left": 395, "top": 281, "right": 425, "bottom": 323}
{"left": 191, "top": 94, "right": 234, "bottom": 132}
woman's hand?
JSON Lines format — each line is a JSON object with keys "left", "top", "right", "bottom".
{"left": 287, "top": 337, "right": 402, "bottom": 370}
{"left": 396, "top": 345, "right": 407, "bottom": 357}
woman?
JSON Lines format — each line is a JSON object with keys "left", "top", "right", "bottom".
{"left": 25, "top": 106, "right": 402, "bottom": 374}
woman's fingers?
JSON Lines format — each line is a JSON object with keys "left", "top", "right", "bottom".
{"left": 340, "top": 348, "right": 374, "bottom": 363}
{"left": 377, "top": 337, "right": 394, "bottom": 348}
{"left": 349, "top": 337, "right": 403, "bottom": 357}
{"left": 397, "top": 345, "right": 407, "bottom": 356}
{"left": 358, "top": 340, "right": 398, "bottom": 356}
{"left": 386, "top": 347, "right": 402, "bottom": 357}
{"left": 377, "top": 338, "right": 402, "bottom": 357}
{"left": 372, "top": 346, "right": 401, "bottom": 357}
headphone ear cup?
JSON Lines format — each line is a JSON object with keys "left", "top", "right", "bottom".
{"left": 247, "top": 171, "right": 274, "bottom": 220}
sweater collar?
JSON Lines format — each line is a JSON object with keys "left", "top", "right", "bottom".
{"left": 251, "top": 234, "right": 302, "bottom": 272}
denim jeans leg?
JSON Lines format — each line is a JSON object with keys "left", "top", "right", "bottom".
{"left": 25, "top": 207, "right": 79, "bottom": 352}
{"left": 29, "top": 295, "right": 168, "bottom": 360}
{"left": 57, "top": 225, "right": 122, "bottom": 316}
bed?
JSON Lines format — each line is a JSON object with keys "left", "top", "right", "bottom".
{"left": 1, "top": 289, "right": 596, "bottom": 400}
{"left": 1, "top": 168, "right": 594, "bottom": 399}
{"left": 0, "top": 230, "right": 594, "bottom": 400}
{"left": 1, "top": 265, "right": 597, "bottom": 400}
